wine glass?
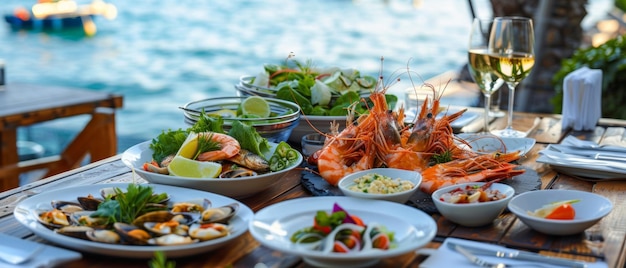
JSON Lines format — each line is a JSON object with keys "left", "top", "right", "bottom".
{"left": 467, "top": 18, "right": 505, "bottom": 133}
{"left": 488, "top": 16, "right": 535, "bottom": 137}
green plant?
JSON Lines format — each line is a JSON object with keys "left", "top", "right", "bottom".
{"left": 551, "top": 34, "right": 626, "bottom": 119}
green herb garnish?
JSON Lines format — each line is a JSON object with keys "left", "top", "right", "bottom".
{"left": 92, "top": 184, "right": 169, "bottom": 225}
{"left": 150, "top": 129, "right": 188, "bottom": 163}
{"left": 149, "top": 251, "right": 176, "bottom": 268}
{"left": 431, "top": 150, "right": 453, "bottom": 164}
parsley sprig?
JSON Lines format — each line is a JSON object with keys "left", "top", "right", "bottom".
{"left": 92, "top": 184, "right": 169, "bottom": 225}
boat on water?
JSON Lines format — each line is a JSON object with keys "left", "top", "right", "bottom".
{"left": 3, "top": 0, "right": 117, "bottom": 36}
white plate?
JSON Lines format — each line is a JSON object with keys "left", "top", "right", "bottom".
{"left": 14, "top": 183, "right": 254, "bottom": 259}
{"left": 121, "top": 141, "right": 302, "bottom": 198}
{"left": 536, "top": 155, "right": 626, "bottom": 180}
{"left": 456, "top": 133, "right": 536, "bottom": 156}
{"left": 249, "top": 196, "right": 437, "bottom": 268}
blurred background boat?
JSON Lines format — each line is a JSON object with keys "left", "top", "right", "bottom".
{"left": 3, "top": 0, "right": 117, "bottom": 36}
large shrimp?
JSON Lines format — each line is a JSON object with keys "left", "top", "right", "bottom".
{"left": 317, "top": 124, "right": 375, "bottom": 186}
{"left": 196, "top": 132, "right": 241, "bottom": 161}
{"left": 419, "top": 152, "right": 525, "bottom": 194}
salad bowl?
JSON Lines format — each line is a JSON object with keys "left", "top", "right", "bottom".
{"left": 507, "top": 189, "right": 613, "bottom": 235}
{"left": 249, "top": 196, "right": 436, "bottom": 268}
{"left": 181, "top": 96, "right": 301, "bottom": 143}
{"left": 121, "top": 141, "right": 302, "bottom": 198}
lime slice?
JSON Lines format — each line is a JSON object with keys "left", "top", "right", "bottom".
{"left": 167, "top": 155, "right": 222, "bottom": 178}
{"left": 239, "top": 96, "right": 271, "bottom": 118}
{"left": 176, "top": 133, "right": 199, "bottom": 159}
{"left": 208, "top": 109, "right": 237, "bottom": 118}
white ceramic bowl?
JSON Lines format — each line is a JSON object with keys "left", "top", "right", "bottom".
{"left": 121, "top": 141, "right": 303, "bottom": 198}
{"left": 432, "top": 182, "right": 515, "bottom": 227}
{"left": 338, "top": 168, "right": 422, "bottom": 203}
{"left": 507, "top": 189, "right": 613, "bottom": 235}
{"left": 181, "top": 96, "right": 301, "bottom": 143}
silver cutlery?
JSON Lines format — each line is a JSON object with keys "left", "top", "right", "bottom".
{"left": 448, "top": 242, "right": 587, "bottom": 268}
{"left": 547, "top": 145, "right": 626, "bottom": 162}
{"left": 561, "top": 136, "right": 626, "bottom": 153}
{"left": 453, "top": 244, "right": 510, "bottom": 268}
{"left": 539, "top": 149, "right": 626, "bottom": 171}
{"left": 0, "top": 243, "right": 44, "bottom": 265}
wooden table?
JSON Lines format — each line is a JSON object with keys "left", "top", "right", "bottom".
{"left": 0, "top": 83, "right": 123, "bottom": 191}
{"left": 1, "top": 111, "right": 625, "bottom": 268}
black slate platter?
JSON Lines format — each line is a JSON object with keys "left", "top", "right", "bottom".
{"left": 300, "top": 163, "right": 541, "bottom": 214}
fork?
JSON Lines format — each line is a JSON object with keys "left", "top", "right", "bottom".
{"left": 0, "top": 244, "right": 44, "bottom": 265}
{"left": 454, "top": 244, "right": 510, "bottom": 268}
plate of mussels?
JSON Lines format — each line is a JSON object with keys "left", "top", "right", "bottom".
{"left": 14, "top": 183, "right": 254, "bottom": 258}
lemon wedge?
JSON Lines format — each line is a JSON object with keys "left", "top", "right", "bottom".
{"left": 176, "top": 132, "right": 199, "bottom": 159}
{"left": 167, "top": 155, "right": 222, "bottom": 178}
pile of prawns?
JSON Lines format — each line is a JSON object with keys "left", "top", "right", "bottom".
{"left": 307, "top": 64, "right": 524, "bottom": 195}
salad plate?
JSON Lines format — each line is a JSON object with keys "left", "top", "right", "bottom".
{"left": 249, "top": 196, "right": 437, "bottom": 268}
{"left": 121, "top": 140, "right": 302, "bottom": 197}
{"left": 456, "top": 133, "right": 536, "bottom": 156}
{"left": 14, "top": 183, "right": 254, "bottom": 258}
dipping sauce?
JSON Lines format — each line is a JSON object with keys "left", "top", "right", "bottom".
{"left": 439, "top": 184, "right": 507, "bottom": 204}
{"left": 349, "top": 173, "right": 415, "bottom": 194}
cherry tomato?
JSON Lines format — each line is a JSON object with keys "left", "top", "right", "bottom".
{"left": 545, "top": 203, "right": 575, "bottom": 220}
{"left": 313, "top": 219, "right": 331, "bottom": 234}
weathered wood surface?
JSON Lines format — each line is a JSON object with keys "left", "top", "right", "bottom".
{"left": 0, "top": 83, "right": 123, "bottom": 191}
{"left": 0, "top": 112, "right": 625, "bottom": 268}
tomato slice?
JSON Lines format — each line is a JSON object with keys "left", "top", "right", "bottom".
{"left": 545, "top": 203, "right": 575, "bottom": 220}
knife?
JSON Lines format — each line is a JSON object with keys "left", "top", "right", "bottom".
{"left": 548, "top": 145, "right": 626, "bottom": 162}
{"left": 539, "top": 149, "right": 626, "bottom": 171}
{"left": 446, "top": 242, "right": 588, "bottom": 268}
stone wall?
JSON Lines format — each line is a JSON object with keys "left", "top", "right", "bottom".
{"left": 490, "top": 0, "right": 588, "bottom": 113}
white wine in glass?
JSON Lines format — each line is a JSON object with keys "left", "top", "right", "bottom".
{"left": 467, "top": 18, "right": 504, "bottom": 133}
{"left": 488, "top": 16, "right": 535, "bottom": 138}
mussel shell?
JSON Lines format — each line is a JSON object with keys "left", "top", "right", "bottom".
{"left": 77, "top": 195, "right": 103, "bottom": 211}
{"left": 37, "top": 209, "right": 71, "bottom": 229}
{"left": 55, "top": 226, "right": 94, "bottom": 240}
{"left": 188, "top": 223, "right": 229, "bottom": 241}
{"left": 131, "top": 210, "right": 174, "bottom": 228}
{"left": 219, "top": 168, "right": 258, "bottom": 178}
{"left": 147, "top": 234, "right": 197, "bottom": 246}
{"left": 86, "top": 229, "right": 121, "bottom": 244}
{"left": 69, "top": 211, "right": 109, "bottom": 228}
{"left": 170, "top": 198, "right": 211, "bottom": 213}
{"left": 50, "top": 201, "right": 84, "bottom": 213}
{"left": 114, "top": 222, "right": 151, "bottom": 245}
{"left": 200, "top": 203, "right": 239, "bottom": 224}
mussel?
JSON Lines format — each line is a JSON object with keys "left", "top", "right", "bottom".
{"left": 131, "top": 210, "right": 174, "bottom": 227}
{"left": 200, "top": 203, "right": 239, "bottom": 224}
{"left": 170, "top": 198, "right": 211, "bottom": 213}
{"left": 55, "top": 226, "right": 94, "bottom": 240}
{"left": 114, "top": 222, "right": 151, "bottom": 245}
{"left": 51, "top": 200, "right": 84, "bottom": 213}
{"left": 188, "top": 223, "right": 229, "bottom": 241}
{"left": 38, "top": 209, "right": 71, "bottom": 229}
{"left": 147, "top": 234, "right": 197, "bottom": 246}
{"left": 86, "top": 229, "right": 121, "bottom": 244}
{"left": 77, "top": 194, "right": 103, "bottom": 211}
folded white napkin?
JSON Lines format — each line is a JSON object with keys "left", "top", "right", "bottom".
{"left": 561, "top": 67, "right": 603, "bottom": 131}
{"left": 418, "top": 237, "right": 608, "bottom": 268}
{"left": 0, "top": 233, "right": 81, "bottom": 268}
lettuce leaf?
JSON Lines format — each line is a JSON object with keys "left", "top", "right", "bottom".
{"left": 227, "top": 120, "right": 270, "bottom": 159}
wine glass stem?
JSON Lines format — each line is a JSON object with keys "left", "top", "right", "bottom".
{"left": 506, "top": 83, "right": 517, "bottom": 130}
{"left": 484, "top": 93, "right": 492, "bottom": 132}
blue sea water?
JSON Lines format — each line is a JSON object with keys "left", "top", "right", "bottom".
{"left": 0, "top": 0, "right": 614, "bottom": 157}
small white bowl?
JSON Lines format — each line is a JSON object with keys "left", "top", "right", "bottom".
{"left": 432, "top": 182, "right": 515, "bottom": 227}
{"left": 507, "top": 189, "right": 613, "bottom": 235}
{"left": 338, "top": 168, "right": 421, "bottom": 203}
{"left": 456, "top": 133, "right": 536, "bottom": 156}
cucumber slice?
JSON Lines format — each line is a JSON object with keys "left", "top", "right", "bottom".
{"left": 311, "top": 79, "right": 332, "bottom": 106}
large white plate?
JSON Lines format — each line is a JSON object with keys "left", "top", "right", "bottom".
{"left": 249, "top": 196, "right": 437, "bottom": 268}
{"left": 536, "top": 155, "right": 626, "bottom": 180}
{"left": 14, "top": 183, "right": 254, "bottom": 258}
{"left": 121, "top": 141, "right": 302, "bottom": 198}
{"left": 456, "top": 133, "right": 536, "bottom": 156}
